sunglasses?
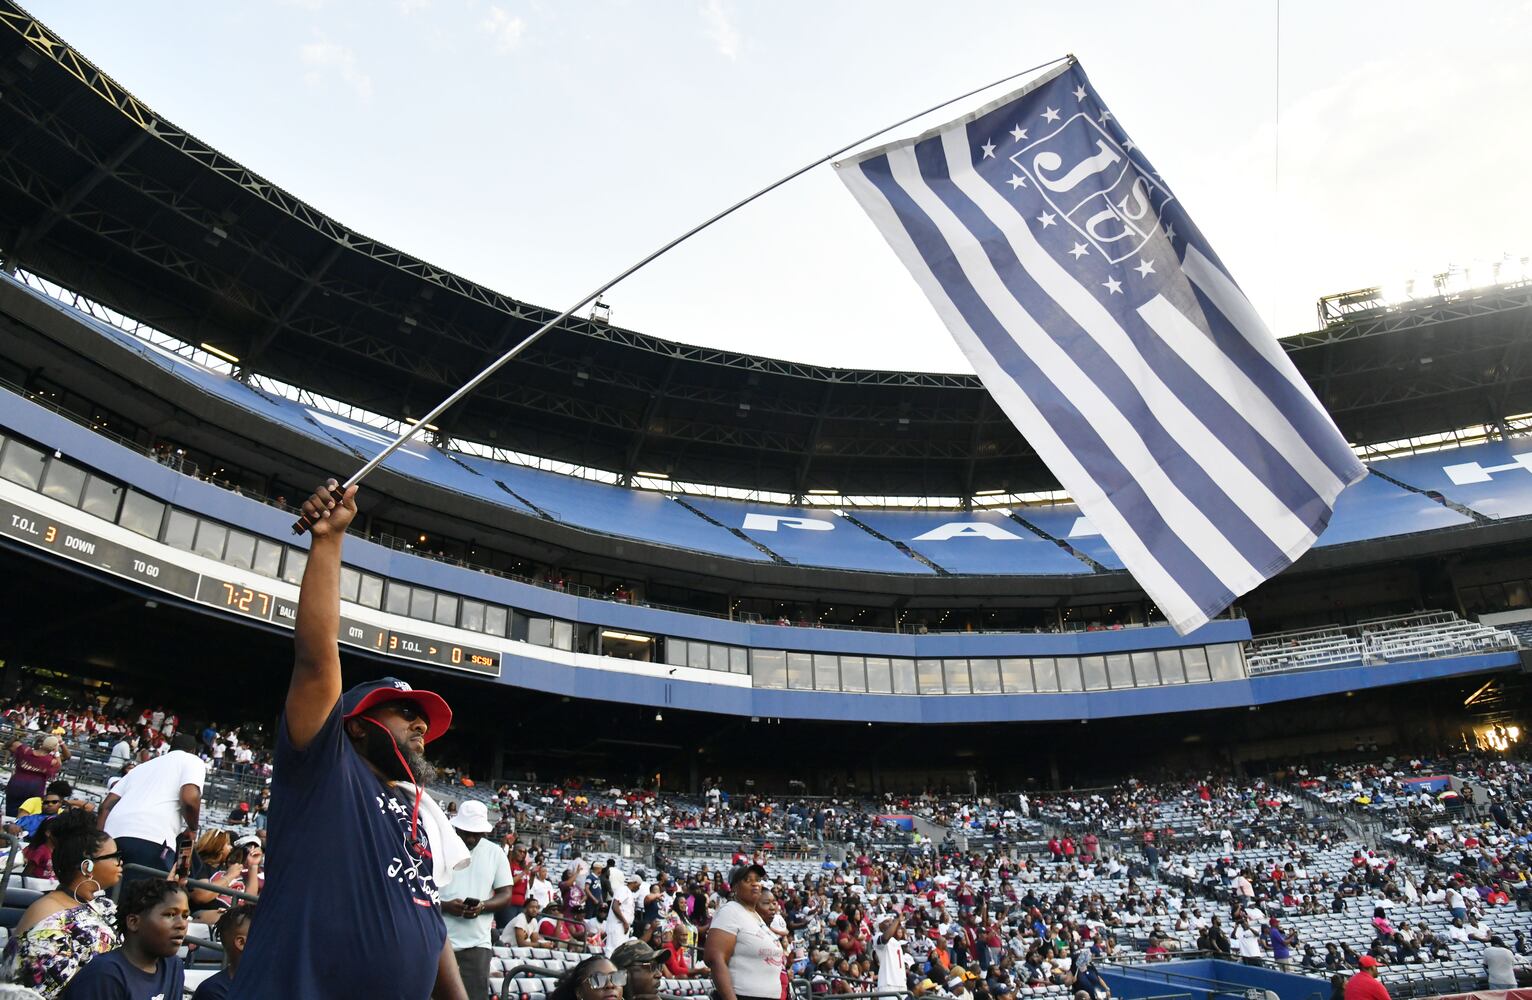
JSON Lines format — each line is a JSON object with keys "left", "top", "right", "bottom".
{"left": 42, "top": 798, "right": 62, "bottom": 806}
{"left": 382, "top": 701, "right": 429, "bottom": 727}
{"left": 582, "top": 971, "right": 629, "bottom": 990}
{"left": 91, "top": 850, "right": 126, "bottom": 864}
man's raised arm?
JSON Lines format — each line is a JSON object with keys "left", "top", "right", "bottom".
{"left": 286, "top": 480, "right": 358, "bottom": 750}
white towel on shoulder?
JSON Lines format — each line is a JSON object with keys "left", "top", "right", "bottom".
{"left": 395, "top": 782, "right": 472, "bottom": 887}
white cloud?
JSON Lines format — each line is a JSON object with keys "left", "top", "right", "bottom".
{"left": 700, "top": 0, "right": 740, "bottom": 59}
{"left": 299, "top": 38, "right": 373, "bottom": 100}
{"left": 395, "top": 0, "right": 430, "bottom": 12}
{"left": 481, "top": 6, "right": 526, "bottom": 52}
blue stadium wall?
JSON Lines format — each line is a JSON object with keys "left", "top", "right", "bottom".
{"left": 1, "top": 383, "right": 1521, "bottom": 725}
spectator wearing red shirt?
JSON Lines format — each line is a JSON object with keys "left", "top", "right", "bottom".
{"left": 1344, "top": 956, "right": 1390, "bottom": 1000}
{"left": 5, "top": 735, "right": 68, "bottom": 818}
{"left": 508, "top": 844, "right": 531, "bottom": 914}
{"left": 665, "top": 925, "right": 705, "bottom": 977}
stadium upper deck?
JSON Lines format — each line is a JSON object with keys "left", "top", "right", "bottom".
{"left": 6, "top": 269, "right": 1532, "bottom": 581}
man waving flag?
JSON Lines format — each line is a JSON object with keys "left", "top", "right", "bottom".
{"left": 836, "top": 57, "right": 1365, "bottom": 634}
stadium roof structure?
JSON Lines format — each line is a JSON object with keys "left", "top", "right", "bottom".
{"left": 2, "top": 2, "right": 1532, "bottom": 503}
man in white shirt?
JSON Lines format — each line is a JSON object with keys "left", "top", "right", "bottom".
{"left": 1234, "top": 920, "right": 1263, "bottom": 964}
{"left": 605, "top": 870, "right": 638, "bottom": 955}
{"left": 97, "top": 732, "right": 205, "bottom": 887}
{"left": 1484, "top": 936, "right": 1517, "bottom": 990}
{"left": 441, "top": 801, "right": 514, "bottom": 1000}
{"left": 108, "top": 736, "right": 133, "bottom": 769}
{"left": 503, "top": 898, "right": 545, "bottom": 948}
{"left": 876, "top": 915, "right": 907, "bottom": 994}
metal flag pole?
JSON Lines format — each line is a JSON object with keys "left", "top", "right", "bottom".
{"left": 293, "top": 54, "right": 1073, "bottom": 534}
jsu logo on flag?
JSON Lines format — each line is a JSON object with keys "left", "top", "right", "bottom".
{"left": 836, "top": 57, "right": 1366, "bottom": 634}
{"left": 1014, "top": 115, "right": 1173, "bottom": 265}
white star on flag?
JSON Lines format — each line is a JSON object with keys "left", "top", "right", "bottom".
{"left": 1041, "top": 106, "right": 1060, "bottom": 122}
{"left": 1007, "top": 174, "right": 1027, "bottom": 189}
{"left": 1098, "top": 110, "right": 1113, "bottom": 123}
{"left": 981, "top": 140, "right": 996, "bottom": 159}
{"left": 1068, "top": 241, "right": 1089, "bottom": 259}
{"left": 1073, "top": 85, "right": 1087, "bottom": 101}
{"left": 1102, "top": 276, "right": 1123, "bottom": 295}
{"left": 1010, "top": 125, "right": 1027, "bottom": 142}
{"left": 1134, "top": 259, "right": 1156, "bottom": 277}
{"left": 1163, "top": 223, "right": 1176, "bottom": 241}
{"left": 1036, "top": 211, "right": 1056, "bottom": 228}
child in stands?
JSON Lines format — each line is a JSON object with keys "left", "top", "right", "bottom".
{"left": 60, "top": 880, "right": 186, "bottom": 1000}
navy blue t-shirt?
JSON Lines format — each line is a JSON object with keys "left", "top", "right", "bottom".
{"left": 229, "top": 703, "right": 446, "bottom": 999}
{"left": 190, "top": 970, "right": 231, "bottom": 1000}
{"left": 61, "top": 951, "right": 184, "bottom": 1000}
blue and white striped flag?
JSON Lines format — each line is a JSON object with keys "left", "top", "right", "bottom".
{"left": 836, "top": 59, "right": 1366, "bottom": 633}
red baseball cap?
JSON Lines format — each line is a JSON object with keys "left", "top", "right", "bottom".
{"left": 1358, "top": 956, "right": 1380, "bottom": 970}
{"left": 341, "top": 677, "right": 452, "bottom": 742}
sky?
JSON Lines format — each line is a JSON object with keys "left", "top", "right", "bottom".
{"left": 24, "top": 0, "right": 1532, "bottom": 374}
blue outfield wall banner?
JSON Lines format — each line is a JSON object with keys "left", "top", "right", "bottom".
{"left": 1103, "top": 958, "right": 1333, "bottom": 1000}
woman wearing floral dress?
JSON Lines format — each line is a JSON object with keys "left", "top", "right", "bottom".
{"left": 4, "top": 811, "right": 122, "bottom": 997}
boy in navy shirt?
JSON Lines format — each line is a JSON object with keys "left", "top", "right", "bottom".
{"left": 63, "top": 879, "right": 186, "bottom": 1000}
{"left": 190, "top": 903, "right": 253, "bottom": 1000}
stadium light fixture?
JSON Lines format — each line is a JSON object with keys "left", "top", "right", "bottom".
{"left": 636, "top": 471, "right": 669, "bottom": 480}
{"left": 601, "top": 630, "right": 653, "bottom": 643}
{"left": 808, "top": 489, "right": 837, "bottom": 495}
{"left": 975, "top": 489, "right": 1006, "bottom": 497}
{"left": 199, "top": 342, "right": 240, "bottom": 364}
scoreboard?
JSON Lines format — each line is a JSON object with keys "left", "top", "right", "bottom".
{"left": 0, "top": 493, "right": 500, "bottom": 677}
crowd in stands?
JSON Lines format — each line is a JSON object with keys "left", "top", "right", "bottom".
{"left": 449, "top": 765, "right": 1532, "bottom": 1000}
{"left": 0, "top": 691, "right": 1528, "bottom": 999}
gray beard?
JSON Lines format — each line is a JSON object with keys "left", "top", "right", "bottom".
{"left": 403, "top": 742, "right": 437, "bottom": 786}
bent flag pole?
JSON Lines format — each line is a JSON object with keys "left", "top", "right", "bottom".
{"left": 291, "top": 56, "right": 1075, "bottom": 536}
{"left": 835, "top": 57, "right": 1365, "bottom": 634}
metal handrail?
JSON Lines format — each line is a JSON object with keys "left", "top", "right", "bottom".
{"left": 110, "top": 863, "right": 259, "bottom": 905}
{"left": 500, "top": 962, "right": 572, "bottom": 1000}
{"left": 0, "top": 831, "right": 20, "bottom": 898}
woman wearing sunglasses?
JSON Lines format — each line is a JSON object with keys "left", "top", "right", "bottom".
{"left": 5, "top": 811, "right": 124, "bottom": 997}
{"left": 547, "top": 955, "right": 626, "bottom": 1000}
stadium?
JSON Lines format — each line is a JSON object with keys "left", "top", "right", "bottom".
{"left": 0, "top": 4, "right": 1529, "bottom": 1000}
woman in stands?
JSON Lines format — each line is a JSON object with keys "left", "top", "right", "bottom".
{"left": 6, "top": 811, "right": 122, "bottom": 998}
{"left": 706, "top": 864, "right": 783, "bottom": 1000}
{"left": 211, "top": 836, "right": 263, "bottom": 906}
{"left": 185, "top": 831, "right": 234, "bottom": 923}
{"left": 53, "top": 879, "right": 186, "bottom": 999}
{"left": 548, "top": 955, "right": 625, "bottom": 1000}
